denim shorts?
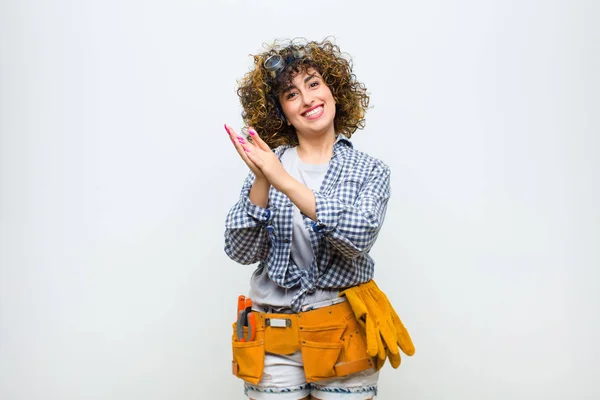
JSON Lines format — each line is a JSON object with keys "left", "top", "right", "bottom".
{"left": 243, "top": 350, "right": 378, "bottom": 400}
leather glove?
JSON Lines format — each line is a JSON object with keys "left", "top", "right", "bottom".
{"left": 340, "top": 280, "right": 415, "bottom": 369}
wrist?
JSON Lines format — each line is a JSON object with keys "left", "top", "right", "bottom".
{"left": 249, "top": 176, "right": 270, "bottom": 208}
{"left": 253, "top": 175, "right": 269, "bottom": 187}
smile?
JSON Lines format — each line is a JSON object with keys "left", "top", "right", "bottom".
{"left": 302, "top": 105, "right": 324, "bottom": 120}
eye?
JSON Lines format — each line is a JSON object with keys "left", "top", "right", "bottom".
{"left": 309, "top": 80, "right": 320, "bottom": 88}
{"left": 285, "top": 91, "right": 298, "bottom": 100}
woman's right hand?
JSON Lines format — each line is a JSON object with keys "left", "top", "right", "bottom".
{"left": 224, "top": 124, "right": 267, "bottom": 182}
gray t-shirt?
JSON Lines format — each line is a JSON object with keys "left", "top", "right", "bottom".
{"left": 248, "top": 147, "right": 339, "bottom": 309}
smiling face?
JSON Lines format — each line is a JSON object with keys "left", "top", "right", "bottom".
{"left": 278, "top": 68, "right": 336, "bottom": 139}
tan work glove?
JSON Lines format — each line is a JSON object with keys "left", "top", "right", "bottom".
{"left": 340, "top": 280, "right": 415, "bottom": 369}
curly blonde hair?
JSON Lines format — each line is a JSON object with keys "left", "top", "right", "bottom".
{"left": 236, "top": 38, "right": 370, "bottom": 148}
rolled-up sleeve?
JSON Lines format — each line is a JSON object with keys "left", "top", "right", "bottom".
{"left": 224, "top": 172, "right": 272, "bottom": 264}
{"left": 311, "top": 164, "right": 390, "bottom": 259}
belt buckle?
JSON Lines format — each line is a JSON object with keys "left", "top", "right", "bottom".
{"left": 265, "top": 318, "right": 292, "bottom": 328}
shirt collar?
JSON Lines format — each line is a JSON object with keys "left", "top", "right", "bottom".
{"left": 331, "top": 135, "right": 352, "bottom": 160}
{"left": 334, "top": 134, "right": 353, "bottom": 148}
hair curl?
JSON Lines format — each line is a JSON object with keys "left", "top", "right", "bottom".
{"left": 236, "top": 38, "right": 370, "bottom": 148}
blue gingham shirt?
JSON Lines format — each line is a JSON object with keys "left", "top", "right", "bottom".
{"left": 224, "top": 136, "right": 391, "bottom": 311}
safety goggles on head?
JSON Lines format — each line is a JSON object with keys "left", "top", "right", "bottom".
{"left": 263, "top": 47, "right": 309, "bottom": 79}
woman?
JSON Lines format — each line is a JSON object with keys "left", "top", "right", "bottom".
{"left": 224, "top": 39, "right": 414, "bottom": 400}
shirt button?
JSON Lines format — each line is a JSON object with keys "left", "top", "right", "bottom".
{"left": 287, "top": 203, "right": 292, "bottom": 207}
{"left": 283, "top": 238, "right": 290, "bottom": 243}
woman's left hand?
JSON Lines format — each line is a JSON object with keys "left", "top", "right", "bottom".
{"left": 244, "top": 127, "right": 291, "bottom": 191}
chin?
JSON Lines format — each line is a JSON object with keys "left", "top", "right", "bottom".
{"left": 302, "top": 119, "right": 335, "bottom": 135}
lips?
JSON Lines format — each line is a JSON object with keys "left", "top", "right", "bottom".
{"left": 302, "top": 104, "right": 324, "bottom": 117}
{"left": 302, "top": 105, "right": 325, "bottom": 120}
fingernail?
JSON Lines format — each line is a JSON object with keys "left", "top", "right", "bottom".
{"left": 224, "top": 124, "right": 230, "bottom": 135}
{"left": 237, "top": 136, "right": 246, "bottom": 144}
{"left": 248, "top": 128, "right": 256, "bottom": 136}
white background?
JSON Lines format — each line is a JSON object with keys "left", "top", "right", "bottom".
{"left": 1, "top": 0, "right": 599, "bottom": 399}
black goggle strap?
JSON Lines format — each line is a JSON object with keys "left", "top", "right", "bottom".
{"left": 269, "top": 94, "right": 286, "bottom": 123}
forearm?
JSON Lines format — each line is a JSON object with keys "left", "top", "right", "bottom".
{"left": 278, "top": 174, "right": 317, "bottom": 221}
{"left": 224, "top": 174, "right": 272, "bottom": 264}
{"left": 317, "top": 196, "right": 388, "bottom": 258}
{"left": 311, "top": 165, "right": 391, "bottom": 258}
{"left": 225, "top": 172, "right": 273, "bottom": 229}
{"left": 249, "top": 177, "right": 270, "bottom": 208}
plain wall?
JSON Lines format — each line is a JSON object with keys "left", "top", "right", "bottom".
{"left": 1, "top": 0, "right": 598, "bottom": 399}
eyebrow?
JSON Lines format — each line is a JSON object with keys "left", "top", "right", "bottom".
{"left": 282, "top": 74, "right": 318, "bottom": 94}
{"left": 304, "top": 73, "right": 317, "bottom": 83}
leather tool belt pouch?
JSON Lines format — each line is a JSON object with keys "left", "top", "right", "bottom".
{"left": 231, "top": 299, "right": 375, "bottom": 385}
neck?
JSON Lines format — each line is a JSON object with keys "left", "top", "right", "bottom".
{"left": 295, "top": 131, "right": 336, "bottom": 164}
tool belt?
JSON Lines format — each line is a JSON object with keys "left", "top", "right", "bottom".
{"left": 231, "top": 298, "right": 376, "bottom": 385}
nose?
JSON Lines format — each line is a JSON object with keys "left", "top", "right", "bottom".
{"left": 302, "top": 92, "right": 315, "bottom": 107}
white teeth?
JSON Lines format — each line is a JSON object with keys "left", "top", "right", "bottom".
{"left": 305, "top": 106, "right": 323, "bottom": 117}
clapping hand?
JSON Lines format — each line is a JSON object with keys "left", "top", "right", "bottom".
{"left": 224, "top": 125, "right": 289, "bottom": 190}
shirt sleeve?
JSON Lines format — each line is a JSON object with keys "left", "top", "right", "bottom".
{"left": 224, "top": 171, "right": 272, "bottom": 264}
{"left": 311, "top": 163, "right": 391, "bottom": 259}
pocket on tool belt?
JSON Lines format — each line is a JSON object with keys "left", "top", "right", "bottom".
{"left": 298, "top": 322, "right": 345, "bottom": 381}
{"left": 262, "top": 315, "right": 300, "bottom": 355}
{"left": 231, "top": 323, "right": 265, "bottom": 385}
{"left": 299, "top": 323, "right": 346, "bottom": 343}
{"left": 300, "top": 340, "right": 343, "bottom": 382}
